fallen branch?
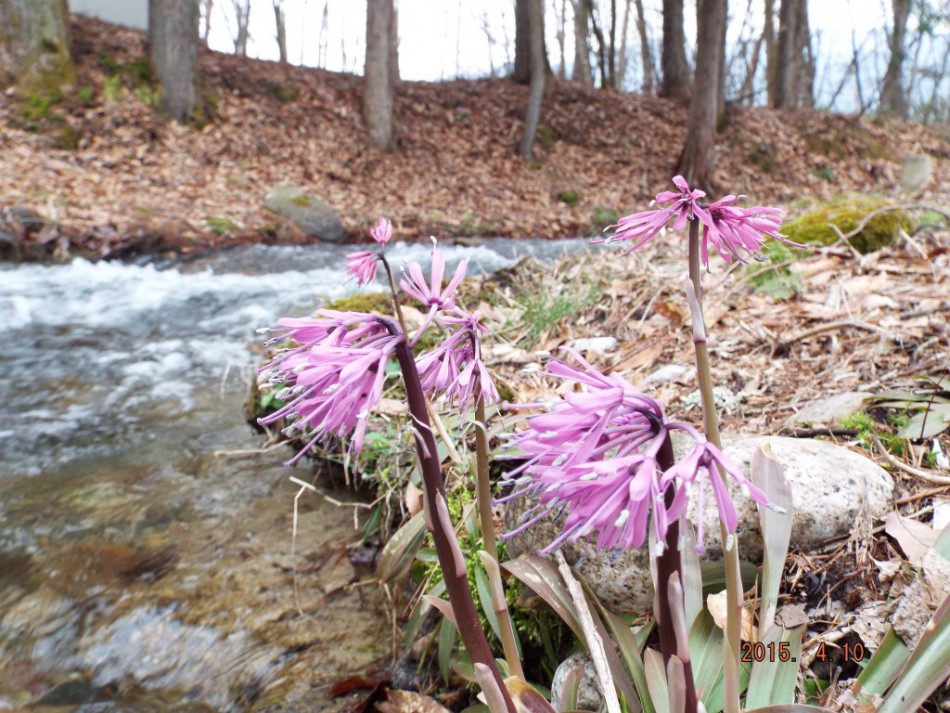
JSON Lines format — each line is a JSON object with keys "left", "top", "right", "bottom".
{"left": 772, "top": 319, "right": 897, "bottom": 356}
{"left": 870, "top": 432, "right": 950, "bottom": 486}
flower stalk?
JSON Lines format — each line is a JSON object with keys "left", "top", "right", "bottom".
{"left": 385, "top": 318, "right": 516, "bottom": 713}
{"left": 686, "top": 219, "right": 742, "bottom": 713}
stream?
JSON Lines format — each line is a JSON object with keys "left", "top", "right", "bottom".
{"left": 0, "top": 238, "right": 585, "bottom": 713}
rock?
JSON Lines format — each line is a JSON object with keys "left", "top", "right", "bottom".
{"left": 784, "top": 392, "right": 870, "bottom": 430}
{"left": 504, "top": 435, "right": 894, "bottom": 613}
{"left": 550, "top": 652, "right": 602, "bottom": 712}
{"left": 263, "top": 185, "right": 344, "bottom": 241}
{"left": 899, "top": 154, "right": 933, "bottom": 195}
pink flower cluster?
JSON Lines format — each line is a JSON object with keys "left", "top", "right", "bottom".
{"left": 499, "top": 350, "right": 770, "bottom": 554}
{"left": 600, "top": 175, "right": 796, "bottom": 268}
{"left": 260, "top": 229, "right": 500, "bottom": 465}
{"left": 259, "top": 311, "right": 401, "bottom": 464}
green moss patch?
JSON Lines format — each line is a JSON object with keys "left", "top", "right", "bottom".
{"left": 783, "top": 197, "right": 915, "bottom": 254}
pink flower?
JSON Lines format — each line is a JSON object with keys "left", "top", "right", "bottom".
{"left": 400, "top": 243, "right": 468, "bottom": 341}
{"left": 599, "top": 175, "right": 795, "bottom": 269}
{"left": 259, "top": 312, "right": 401, "bottom": 464}
{"left": 661, "top": 440, "right": 772, "bottom": 553}
{"left": 498, "top": 350, "right": 676, "bottom": 553}
{"left": 597, "top": 175, "right": 705, "bottom": 252}
{"left": 696, "top": 197, "right": 794, "bottom": 266}
{"left": 371, "top": 217, "right": 393, "bottom": 246}
{"left": 346, "top": 250, "right": 379, "bottom": 285}
{"left": 415, "top": 309, "right": 499, "bottom": 412}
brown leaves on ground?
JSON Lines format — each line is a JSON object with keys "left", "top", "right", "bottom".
{"left": 1, "top": 14, "right": 949, "bottom": 262}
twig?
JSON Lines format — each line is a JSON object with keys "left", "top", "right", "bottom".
{"left": 777, "top": 427, "right": 860, "bottom": 438}
{"left": 555, "top": 551, "right": 622, "bottom": 713}
{"left": 870, "top": 433, "right": 950, "bottom": 485}
{"left": 772, "top": 319, "right": 896, "bottom": 356}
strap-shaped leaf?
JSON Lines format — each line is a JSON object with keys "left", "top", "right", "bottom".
{"left": 854, "top": 626, "right": 911, "bottom": 700}
{"left": 744, "top": 626, "right": 803, "bottom": 708}
{"left": 377, "top": 510, "right": 426, "bottom": 582}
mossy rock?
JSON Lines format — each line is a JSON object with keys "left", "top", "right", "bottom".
{"left": 783, "top": 197, "right": 915, "bottom": 254}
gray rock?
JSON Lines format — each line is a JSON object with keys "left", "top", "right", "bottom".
{"left": 568, "top": 337, "right": 618, "bottom": 355}
{"left": 263, "top": 185, "right": 344, "bottom": 241}
{"left": 550, "top": 652, "right": 603, "bottom": 712}
{"left": 899, "top": 154, "right": 933, "bottom": 195}
{"left": 784, "top": 392, "right": 870, "bottom": 430}
{"left": 505, "top": 435, "right": 894, "bottom": 613}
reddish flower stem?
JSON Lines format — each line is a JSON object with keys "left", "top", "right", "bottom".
{"left": 655, "top": 436, "right": 700, "bottom": 712}
{"left": 384, "top": 319, "right": 515, "bottom": 713}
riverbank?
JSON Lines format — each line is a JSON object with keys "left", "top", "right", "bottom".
{"left": 2, "top": 15, "right": 949, "bottom": 264}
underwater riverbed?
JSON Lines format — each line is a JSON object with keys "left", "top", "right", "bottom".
{"left": 0, "top": 239, "right": 585, "bottom": 712}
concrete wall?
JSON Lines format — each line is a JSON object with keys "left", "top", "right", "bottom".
{"left": 69, "top": 0, "right": 148, "bottom": 30}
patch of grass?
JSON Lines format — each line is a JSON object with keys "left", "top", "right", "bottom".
{"left": 783, "top": 197, "right": 915, "bottom": 254}
{"left": 590, "top": 206, "right": 619, "bottom": 236}
{"left": 77, "top": 86, "right": 95, "bottom": 102}
{"left": 103, "top": 74, "right": 123, "bottom": 101}
{"left": 204, "top": 216, "right": 242, "bottom": 235}
{"left": 515, "top": 279, "right": 601, "bottom": 347}
{"left": 840, "top": 411, "right": 907, "bottom": 458}
{"left": 267, "top": 83, "right": 300, "bottom": 103}
{"left": 537, "top": 124, "right": 556, "bottom": 149}
{"left": 324, "top": 291, "right": 393, "bottom": 314}
{"left": 557, "top": 189, "right": 579, "bottom": 208}
{"left": 135, "top": 85, "right": 159, "bottom": 107}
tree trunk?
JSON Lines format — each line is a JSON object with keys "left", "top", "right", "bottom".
{"left": 554, "top": 0, "right": 567, "bottom": 77}
{"left": 201, "top": 0, "right": 213, "bottom": 47}
{"left": 232, "top": 0, "right": 251, "bottom": 56}
{"left": 772, "top": 0, "right": 798, "bottom": 107}
{"left": 660, "top": 0, "right": 691, "bottom": 100}
{"left": 589, "top": 1, "right": 609, "bottom": 88}
{"left": 677, "top": 0, "right": 727, "bottom": 192}
{"left": 795, "top": 0, "right": 814, "bottom": 107}
{"left": 764, "top": 0, "right": 776, "bottom": 104}
{"left": 633, "top": 0, "right": 653, "bottom": 93}
{"left": 608, "top": 0, "right": 617, "bottom": 89}
{"left": 880, "top": 0, "right": 911, "bottom": 118}
{"left": 149, "top": 0, "right": 198, "bottom": 123}
{"left": 363, "top": 0, "right": 395, "bottom": 150}
{"left": 572, "top": 0, "right": 593, "bottom": 84}
{"left": 520, "top": 0, "right": 546, "bottom": 160}
{"left": 390, "top": 0, "right": 400, "bottom": 84}
{"left": 273, "top": 1, "right": 287, "bottom": 64}
{"left": 514, "top": 0, "right": 531, "bottom": 83}
{"left": 0, "top": 0, "right": 73, "bottom": 90}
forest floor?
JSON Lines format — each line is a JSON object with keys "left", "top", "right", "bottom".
{"left": 1, "top": 14, "right": 949, "bottom": 262}
{"left": 3, "top": 13, "right": 950, "bottom": 712}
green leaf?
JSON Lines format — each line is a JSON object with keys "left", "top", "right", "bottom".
{"left": 878, "top": 593, "right": 950, "bottom": 713}
{"left": 751, "top": 446, "right": 794, "bottom": 642}
{"left": 404, "top": 578, "right": 446, "bottom": 647}
{"left": 854, "top": 626, "right": 911, "bottom": 700}
{"left": 438, "top": 614, "right": 458, "bottom": 683}
{"left": 473, "top": 562, "right": 501, "bottom": 641}
{"left": 642, "top": 649, "right": 670, "bottom": 713}
{"left": 898, "top": 403, "right": 950, "bottom": 439}
{"left": 688, "top": 609, "right": 726, "bottom": 712}
{"left": 745, "top": 706, "right": 835, "bottom": 712}
{"left": 745, "top": 626, "right": 804, "bottom": 707}
{"left": 377, "top": 511, "right": 426, "bottom": 582}
{"left": 598, "top": 609, "right": 656, "bottom": 713}
{"left": 700, "top": 560, "right": 759, "bottom": 595}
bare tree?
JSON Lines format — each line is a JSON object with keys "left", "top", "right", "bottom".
{"left": 660, "top": 0, "right": 691, "bottom": 100}
{"left": 572, "top": 0, "right": 593, "bottom": 83}
{"left": 520, "top": 0, "right": 546, "bottom": 160}
{"left": 149, "top": 0, "right": 199, "bottom": 123}
{"left": 201, "top": 0, "right": 213, "bottom": 47}
{"left": 318, "top": 0, "right": 330, "bottom": 68}
{"left": 0, "top": 0, "right": 74, "bottom": 89}
{"left": 480, "top": 11, "right": 497, "bottom": 76}
{"left": 633, "top": 0, "right": 653, "bottom": 92}
{"left": 677, "top": 0, "right": 727, "bottom": 191}
{"left": 772, "top": 0, "right": 813, "bottom": 107}
{"left": 880, "top": 0, "right": 911, "bottom": 117}
{"left": 514, "top": 0, "right": 531, "bottom": 82}
{"left": 589, "top": 1, "right": 609, "bottom": 87}
{"left": 764, "top": 0, "right": 776, "bottom": 104}
{"left": 231, "top": 0, "right": 251, "bottom": 56}
{"left": 553, "top": 0, "right": 568, "bottom": 77}
{"left": 608, "top": 0, "right": 617, "bottom": 88}
{"left": 273, "top": 0, "right": 287, "bottom": 64}
{"left": 363, "top": 0, "right": 396, "bottom": 150}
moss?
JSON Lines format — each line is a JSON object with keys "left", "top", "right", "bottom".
{"left": 747, "top": 143, "right": 776, "bottom": 173}
{"left": 291, "top": 194, "right": 312, "bottom": 207}
{"left": 54, "top": 124, "right": 81, "bottom": 151}
{"left": 590, "top": 206, "right": 619, "bottom": 234}
{"left": 324, "top": 291, "right": 393, "bottom": 314}
{"left": 783, "top": 197, "right": 915, "bottom": 254}
{"left": 267, "top": 83, "right": 300, "bottom": 103}
{"left": 557, "top": 189, "right": 579, "bottom": 208}
{"left": 537, "top": 124, "right": 556, "bottom": 149}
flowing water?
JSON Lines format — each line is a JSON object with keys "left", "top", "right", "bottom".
{"left": 0, "top": 239, "right": 585, "bottom": 712}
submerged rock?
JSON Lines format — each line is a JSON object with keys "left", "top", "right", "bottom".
{"left": 504, "top": 435, "right": 894, "bottom": 612}
{"left": 263, "top": 185, "right": 344, "bottom": 241}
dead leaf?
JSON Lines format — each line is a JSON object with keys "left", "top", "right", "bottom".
{"left": 707, "top": 591, "right": 756, "bottom": 642}
{"left": 776, "top": 603, "right": 810, "bottom": 629}
{"left": 375, "top": 689, "right": 451, "bottom": 713}
{"left": 885, "top": 511, "right": 940, "bottom": 566}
